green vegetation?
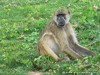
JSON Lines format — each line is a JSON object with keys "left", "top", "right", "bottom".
{"left": 0, "top": 0, "right": 100, "bottom": 75}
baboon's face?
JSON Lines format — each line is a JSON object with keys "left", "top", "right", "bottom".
{"left": 54, "top": 8, "right": 70, "bottom": 27}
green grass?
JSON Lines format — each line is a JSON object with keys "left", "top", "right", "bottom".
{"left": 0, "top": 0, "right": 100, "bottom": 75}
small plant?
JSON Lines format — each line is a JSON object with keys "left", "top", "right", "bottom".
{"left": 0, "top": 0, "right": 99, "bottom": 75}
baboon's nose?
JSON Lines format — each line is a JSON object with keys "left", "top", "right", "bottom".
{"left": 59, "top": 22, "right": 65, "bottom": 26}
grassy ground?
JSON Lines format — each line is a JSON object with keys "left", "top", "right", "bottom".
{"left": 0, "top": 0, "right": 100, "bottom": 75}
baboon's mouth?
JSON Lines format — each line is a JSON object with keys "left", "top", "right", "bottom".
{"left": 59, "top": 24, "right": 65, "bottom": 27}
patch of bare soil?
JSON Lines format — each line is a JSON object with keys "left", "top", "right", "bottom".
{"left": 28, "top": 71, "right": 42, "bottom": 75}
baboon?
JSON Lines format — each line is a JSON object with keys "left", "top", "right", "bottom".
{"left": 37, "top": 8, "right": 95, "bottom": 61}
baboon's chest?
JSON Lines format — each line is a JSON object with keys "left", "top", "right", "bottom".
{"left": 55, "top": 28, "right": 68, "bottom": 48}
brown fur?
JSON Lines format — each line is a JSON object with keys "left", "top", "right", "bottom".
{"left": 37, "top": 8, "right": 95, "bottom": 61}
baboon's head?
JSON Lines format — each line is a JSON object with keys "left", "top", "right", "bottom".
{"left": 53, "top": 8, "right": 70, "bottom": 27}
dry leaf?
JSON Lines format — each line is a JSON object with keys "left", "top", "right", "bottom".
{"left": 73, "top": 22, "right": 78, "bottom": 27}
{"left": 93, "top": 4, "right": 98, "bottom": 10}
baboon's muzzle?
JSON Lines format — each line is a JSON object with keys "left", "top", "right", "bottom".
{"left": 58, "top": 17, "right": 65, "bottom": 26}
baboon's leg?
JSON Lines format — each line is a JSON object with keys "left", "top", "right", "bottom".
{"left": 39, "top": 35, "right": 62, "bottom": 61}
{"left": 72, "top": 44, "right": 96, "bottom": 56}
{"left": 41, "top": 42, "right": 60, "bottom": 61}
{"left": 63, "top": 46, "right": 82, "bottom": 59}
{"left": 38, "top": 42, "right": 47, "bottom": 55}
{"left": 68, "top": 35, "right": 96, "bottom": 56}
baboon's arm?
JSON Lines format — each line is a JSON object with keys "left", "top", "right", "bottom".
{"left": 63, "top": 46, "right": 82, "bottom": 59}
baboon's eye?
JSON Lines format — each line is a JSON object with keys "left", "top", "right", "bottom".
{"left": 63, "top": 16, "right": 66, "bottom": 19}
{"left": 57, "top": 14, "right": 66, "bottom": 19}
{"left": 57, "top": 14, "right": 65, "bottom": 17}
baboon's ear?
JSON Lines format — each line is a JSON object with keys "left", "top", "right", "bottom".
{"left": 68, "top": 10, "right": 70, "bottom": 14}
